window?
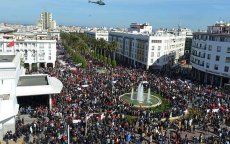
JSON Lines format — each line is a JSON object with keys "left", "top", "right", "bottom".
{"left": 49, "top": 56, "right": 51, "bottom": 60}
{"left": 226, "top": 57, "right": 230, "bottom": 63}
{"left": 151, "top": 52, "right": 154, "bottom": 57}
{"left": 152, "top": 40, "right": 162, "bottom": 43}
{"left": 220, "top": 37, "right": 225, "bottom": 42}
{"left": 40, "top": 43, "right": 44, "bottom": 48}
{"left": 158, "top": 46, "right": 161, "bottom": 50}
{"left": 152, "top": 46, "right": 154, "bottom": 50}
{"left": 224, "top": 66, "right": 229, "bottom": 72}
{"left": 151, "top": 59, "right": 153, "bottom": 63}
{"left": 214, "top": 64, "right": 218, "bottom": 70}
{"left": 217, "top": 46, "right": 221, "bottom": 52}
{"left": 209, "top": 36, "right": 215, "bottom": 41}
{"left": 216, "top": 56, "right": 220, "bottom": 61}
{"left": 208, "top": 45, "right": 212, "bottom": 51}
{"left": 157, "top": 52, "right": 160, "bottom": 57}
{"left": 227, "top": 47, "right": 230, "bottom": 53}
{"left": 207, "top": 54, "right": 211, "bottom": 60}
{"left": 204, "top": 44, "right": 207, "bottom": 50}
{"left": 206, "top": 63, "right": 209, "bottom": 68}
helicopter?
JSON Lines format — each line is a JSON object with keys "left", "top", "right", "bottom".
{"left": 88, "top": 0, "right": 106, "bottom": 5}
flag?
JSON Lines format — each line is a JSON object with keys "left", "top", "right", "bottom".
{"left": 7, "top": 41, "right": 14, "bottom": 47}
{"left": 100, "top": 113, "right": 105, "bottom": 120}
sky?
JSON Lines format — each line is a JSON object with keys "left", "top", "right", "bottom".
{"left": 0, "top": 0, "right": 230, "bottom": 30}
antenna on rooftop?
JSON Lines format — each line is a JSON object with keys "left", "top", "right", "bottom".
{"left": 177, "top": 21, "right": 181, "bottom": 35}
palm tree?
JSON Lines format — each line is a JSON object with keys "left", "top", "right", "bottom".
{"left": 60, "top": 32, "right": 70, "bottom": 45}
{"left": 89, "top": 37, "right": 98, "bottom": 55}
{"left": 97, "top": 38, "right": 107, "bottom": 57}
{"left": 109, "top": 41, "right": 118, "bottom": 60}
{"left": 77, "top": 40, "right": 89, "bottom": 55}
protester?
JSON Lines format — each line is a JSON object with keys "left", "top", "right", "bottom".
{"left": 3, "top": 43, "right": 229, "bottom": 144}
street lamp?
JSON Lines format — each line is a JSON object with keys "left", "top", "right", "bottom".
{"left": 67, "top": 119, "right": 81, "bottom": 144}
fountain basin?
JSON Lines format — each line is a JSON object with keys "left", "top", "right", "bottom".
{"left": 120, "top": 93, "right": 162, "bottom": 108}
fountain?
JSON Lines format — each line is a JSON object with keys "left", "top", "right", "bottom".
{"left": 122, "top": 81, "right": 162, "bottom": 108}
{"left": 130, "top": 82, "right": 152, "bottom": 104}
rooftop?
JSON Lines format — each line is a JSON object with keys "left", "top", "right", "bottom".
{"left": 193, "top": 32, "right": 230, "bottom": 37}
{"left": 0, "top": 55, "right": 15, "bottom": 63}
{"left": 17, "top": 75, "right": 49, "bottom": 86}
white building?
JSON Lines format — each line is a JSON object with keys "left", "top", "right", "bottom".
{"left": 37, "top": 12, "right": 57, "bottom": 30}
{"left": 128, "top": 23, "right": 152, "bottom": 33}
{"left": 0, "top": 53, "right": 63, "bottom": 140}
{"left": 190, "top": 21, "right": 230, "bottom": 86}
{"left": 109, "top": 23, "right": 186, "bottom": 70}
{"left": 0, "top": 32, "right": 57, "bottom": 70}
{"left": 86, "top": 29, "right": 109, "bottom": 41}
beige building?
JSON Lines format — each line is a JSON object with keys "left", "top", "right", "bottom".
{"left": 37, "top": 12, "right": 57, "bottom": 30}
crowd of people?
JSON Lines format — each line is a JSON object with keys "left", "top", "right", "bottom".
{"left": 3, "top": 43, "right": 230, "bottom": 144}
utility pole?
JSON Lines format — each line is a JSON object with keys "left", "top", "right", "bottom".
{"left": 67, "top": 125, "right": 70, "bottom": 144}
{"left": 85, "top": 117, "right": 88, "bottom": 136}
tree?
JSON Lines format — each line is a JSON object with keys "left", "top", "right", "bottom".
{"left": 60, "top": 32, "right": 70, "bottom": 44}
{"left": 103, "top": 56, "right": 107, "bottom": 63}
{"left": 109, "top": 41, "right": 118, "bottom": 60}
{"left": 107, "top": 57, "right": 112, "bottom": 66}
{"left": 91, "top": 38, "right": 98, "bottom": 56}
{"left": 76, "top": 40, "right": 89, "bottom": 55}
{"left": 97, "top": 38, "right": 107, "bottom": 56}
{"left": 61, "top": 32, "right": 88, "bottom": 68}
{"left": 112, "top": 59, "right": 117, "bottom": 68}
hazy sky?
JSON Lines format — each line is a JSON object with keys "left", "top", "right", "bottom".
{"left": 0, "top": 0, "right": 229, "bottom": 30}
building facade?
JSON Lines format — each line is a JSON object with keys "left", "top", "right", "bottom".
{"left": 0, "top": 53, "right": 63, "bottom": 140}
{"left": 37, "top": 12, "right": 57, "bottom": 30}
{"left": 109, "top": 23, "right": 186, "bottom": 70}
{"left": 190, "top": 21, "right": 230, "bottom": 86}
{"left": 86, "top": 30, "right": 109, "bottom": 41}
{"left": 183, "top": 28, "right": 193, "bottom": 61}
{"left": 0, "top": 32, "right": 57, "bottom": 70}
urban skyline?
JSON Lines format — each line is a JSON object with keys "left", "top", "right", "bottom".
{"left": 0, "top": 0, "right": 230, "bottom": 30}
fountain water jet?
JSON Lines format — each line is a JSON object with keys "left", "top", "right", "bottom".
{"left": 130, "top": 87, "right": 134, "bottom": 100}
{"left": 147, "top": 88, "right": 151, "bottom": 103}
{"left": 137, "top": 82, "right": 144, "bottom": 103}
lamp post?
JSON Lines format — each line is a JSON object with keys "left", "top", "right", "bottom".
{"left": 67, "top": 125, "right": 70, "bottom": 144}
{"left": 85, "top": 113, "right": 93, "bottom": 136}
{"left": 67, "top": 119, "right": 81, "bottom": 144}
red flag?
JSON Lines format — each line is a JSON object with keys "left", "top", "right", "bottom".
{"left": 7, "top": 41, "right": 14, "bottom": 47}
